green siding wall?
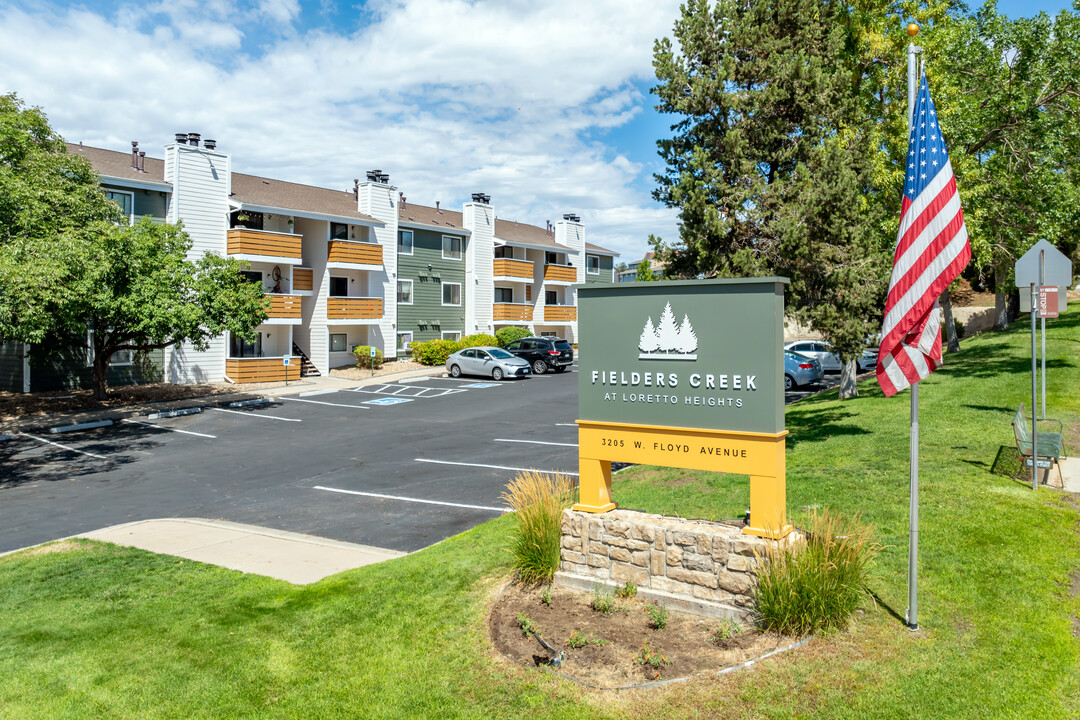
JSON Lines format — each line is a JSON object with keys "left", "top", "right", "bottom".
{"left": 0, "top": 342, "right": 25, "bottom": 392}
{"left": 27, "top": 338, "right": 164, "bottom": 393}
{"left": 585, "top": 255, "right": 615, "bottom": 284}
{"left": 102, "top": 184, "right": 169, "bottom": 222}
{"left": 397, "top": 228, "right": 468, "bottom": 343}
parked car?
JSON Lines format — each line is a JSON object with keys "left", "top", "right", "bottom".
{"left": 446, "top": 346, "right": 531, "bottom": 381}
{"left": 784, "top": 340, "right": 877, "bottom": 373}
{"left": 784, "top": 351, "right": 824, "bottom": 391}
{"left": 502, "top": 336, "right": 574, "bottom": 374}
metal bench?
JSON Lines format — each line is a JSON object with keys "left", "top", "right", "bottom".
{"left": 1012, "top": 402, "right": 1068, "bottom": 485}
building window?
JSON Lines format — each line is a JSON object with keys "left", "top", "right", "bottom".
{"left": 546, "top": 290, "right": 558, "bottom": 305}
{"left": 587, "top": 255, "right": 600, "bottom": 274}
{"left": 329, "top": 276, "right": 349, "bottom": 297}
{"left": 546, "top": 251, "right": 560, "bottom": 266}
{"left": 397, "top": 279, "right": 413, "bottom": 304}
{"left": 442, "top": 331, "right": 461, "bottom": 341}
{"left": 230, "top": 332, "right": 262, "bottom": 358}
{"left": 494, "top": 287, "right": 514, "bottom": 304}
{"left": 540, "top": 331, "right": 557, "bottom": 337}
{"left": 330, "top": 222, "right": 349, "bottom": 240}
{"left": 105, "top": 190, "right": 134, "bottom": 225}
{"left": 442, "top": 282, "right": 462, "bottom": 306}
{"left": 398, "top": 230, "right": 413, "bottom": 255}
{"left": 329, "top": 333, "right": 347, "bottom": 353}
{"left": 494, "top": 246, "right": 513, "bottom": 259}
{"left": 442, "top": 235, "right": 463, "bottom": 260}
{"left": 240, "top": 270, "right": 262, "bottom": 287}
{"left": 397, "top": 332, "right": 413, "bottom": 352}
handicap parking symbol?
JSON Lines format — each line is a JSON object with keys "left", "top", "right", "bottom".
{"left": 462, "top": 383, "right": 501, "bottom": 389}
{"left": 364, "top": 397, "right": 414, "bottom": 406}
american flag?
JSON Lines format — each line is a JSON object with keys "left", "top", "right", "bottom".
{"left": 877, "top": 71, "right": 971, "bottom": 397}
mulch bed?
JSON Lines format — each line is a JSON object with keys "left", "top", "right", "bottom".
{"left": 489, "top": 582, "right": 793, "bottom": 687}
{"left": 0, "top": 383, "right": 237, "bottom": 423}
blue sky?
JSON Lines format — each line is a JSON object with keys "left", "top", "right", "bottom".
{"left": 0, "top": 0, "right": 1075, "bottom": 262}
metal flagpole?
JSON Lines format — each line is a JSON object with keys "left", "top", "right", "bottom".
{"left": 1031, "top": 282, "right": 1039, "bottom": 490}
{"left": 1040, "top": 250, "right": 1046, "bottom": 420}
{"left": 906, "top": 29, "right": 922, "bottom": 632}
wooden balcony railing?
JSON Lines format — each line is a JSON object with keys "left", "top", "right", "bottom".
{"left": 544, "top": 264, "right": 577, "bottom": 283}
{"left": 544, "top": 305, "right": 577, "bottom": 322}
{"left": 327, "top": 241, "right": 382, "bottom": 266}
{"left": 292, "top": 268, "right": 313, "bottom": 291}
{"left": 227, "top": 229, "right": 301, "bottom": 259}
{"left": 326, "top": 297, "right": 383, "bottom": 320}
{"left": 266, "top": 294, "right": 301, "bottom": 319}
{"left": 493, "top": 303, "right": 534, "bottom": 322}
{"left": 493, "top": 258, "right": 533, "bottom": 279}
{"left": 225, "top": 357, "right": 301, "bottom": 383}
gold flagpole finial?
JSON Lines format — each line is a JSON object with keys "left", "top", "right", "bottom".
{"left": 906, "top": 23, "right": 919, "bottom": 38}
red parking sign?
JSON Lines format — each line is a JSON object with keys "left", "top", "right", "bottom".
{"left": 1038, "top": 286, "right": 1059, "bottom": 319}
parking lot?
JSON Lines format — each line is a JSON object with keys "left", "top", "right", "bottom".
{"left": 0, "top": 362, "right": 846, "bottom": 555}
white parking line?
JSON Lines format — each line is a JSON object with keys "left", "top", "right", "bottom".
{"left": 494, "top": 438, "right": 578, "bottom": 447}
{"left": 18, "top": 432, "right": 108, "bottom": 460}
{"left": 554, "top": 423, "right": 577, "bottom": 427}
{"left": 414, "top": 458, "right": 579, "bottom": 476}
{"left": 210, "top": 408, "right": 302, "bottom": 422}
{"left": 278, "top": 397, "right": 371, "bottom": 409}
{"left": 298, "top": 389, "right": 338, "bottom": 397}
{"left": 121, "top": 419, "right": 217, "bottom": 438}
{"left": 313, "top": 485, "right": 509, "bottom": 513}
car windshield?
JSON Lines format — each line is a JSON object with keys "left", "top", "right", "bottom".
{"left": 488, "top": 348, "right": 514, "bottom": 359}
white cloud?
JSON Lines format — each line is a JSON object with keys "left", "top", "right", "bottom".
{"left": 0, "top": 0, "right": 682, "bottom": 260}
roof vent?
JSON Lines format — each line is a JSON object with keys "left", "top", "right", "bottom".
{"left": 471, "top": 193, "right": 490, "bottom": 205}
{"left": 138, "top": 151, "right": 146, "bottom": 173}
{"left": 379, "top": 173, "right": 390, "bottom": 184}
{"left": 175, "top": 133, "right": 188, "bottom": 145}
{"left": 562, "top": 213, "right": 580, "bottom": 223}
{"left": 131, "top": 141, "right": 139, "bottom": 169}
{"left": 353, "top": 179, "right": 359, "bottom": 201}
{"left": 366, "top": 169, "right": 382, "bottom": 182}
{"left": 187, "top": 132, "right": 201, "bottom": 147}
{"left": 435, "top": 201, "right": 441, "bottom": 213}
{"left": 204, "top": 139, "right": 217, "bottom": 150}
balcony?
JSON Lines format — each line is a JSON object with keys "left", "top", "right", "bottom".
{"left": 544, "top": 264, "right": 577, "bottom": 283}
{"left": 292, "top": 267, "right": 313, "bottom": 293}
{"left": 327, "top": 296, "right": 383, "bottom": 321}
{"left": 227, "top": 229, "right": 302, "bottom": 261}
{"left": 543, "top": 305, "right": 577, "bottom": 323}
{"left": 225, "top": 357, "right": 301, "bottom": 384}
{"left": 327, "top": 241, "right": 382, "bottom": 268}
{"left": 265, "top": 293, "right": 302, "bottom": 324}
{"left": 493, "top": 258, "right": 533, "bottom": 280}
{"left": 493, "top": 303, "right": 534, "bottom": 323}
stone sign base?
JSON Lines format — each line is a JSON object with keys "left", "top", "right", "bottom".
{"left": 554, "top": 508, "right": 800, "bottom": 622}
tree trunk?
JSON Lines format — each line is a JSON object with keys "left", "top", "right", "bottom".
{"left": 93, "top": 353, "right": 110, "bottom": 400}
{"left": 994, "top": 265, "right": 1009, "bottom": 330}
{"left": 838, "top": 359, "right": 858, "bottom": 399}
{"left": 941, "top": 288, "right": 960, "bottom": 353}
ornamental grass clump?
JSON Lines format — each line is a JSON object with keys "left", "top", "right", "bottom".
{"left": 754, "top": 509, "right": 881, "bottom": 636}
{"left": 501, "top": 471, "right": 575, "bottom": 583}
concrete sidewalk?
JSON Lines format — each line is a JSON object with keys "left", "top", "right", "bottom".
{"left": 2, "top": 365, "right": 445, "bottom": 435}
{"left": 77, "top": 519, "right": 406, "bottom": 584}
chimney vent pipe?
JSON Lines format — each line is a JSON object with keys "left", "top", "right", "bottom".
{"left": 175, "top": 133, "right": 188, "bottom": 144}
{"left": 435, "top": 201, "right": 441, "bottom": 213}
{"left": 138, "top": 151, "right": 146, "bottom": 173}
{"left": 204, "top": 139, "right": 217, "bottom": 150}
{"left": 187, "top": 132, "right": 200, "bottom": 147}
{"left": 131, "top": 141, "right": 139, "bottom": 169}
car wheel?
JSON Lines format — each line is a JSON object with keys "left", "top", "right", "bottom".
{"left": 784, "top": 374, "right": 795, "bottom": 391}
{"left": 531, "top": 359, "right": 547, "bottom": 375}
{"left": 492, "top": 367, "right": 504, "bottom": 381}
{"left": 450, "top": 364, "right": 462, "bottom": 378}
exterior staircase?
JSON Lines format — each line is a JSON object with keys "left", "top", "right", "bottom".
{"left": 292, "top": 343, "right": 320, "bottom": 377}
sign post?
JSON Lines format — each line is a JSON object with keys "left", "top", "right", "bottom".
{"left": 370, "top": 346, "right": 377, "bottom": 379}
{"left": 282, "top": 354, "right": 291, "bottom": 387}
{"left": 576, "top": 278, "right": 791, "bottom": 539}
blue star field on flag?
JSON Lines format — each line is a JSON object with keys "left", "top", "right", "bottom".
{"left": 905, "top": 72, "right": 949, "bottom": 202}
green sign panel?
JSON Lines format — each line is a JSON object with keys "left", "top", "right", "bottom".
{"left": 578, "top": 278, "right": 787, "bottom": 435}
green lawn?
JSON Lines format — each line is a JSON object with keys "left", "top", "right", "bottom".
{"left": 2, "top": 307, "right": 1079, "bottom": 719}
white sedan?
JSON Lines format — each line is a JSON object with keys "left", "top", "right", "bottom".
{"left": 784, "top": 340, "right": 877, "bottom": 373}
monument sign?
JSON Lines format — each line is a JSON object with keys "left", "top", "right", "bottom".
{"left": 576, "top": 278, "right": 792, "bottom": 539}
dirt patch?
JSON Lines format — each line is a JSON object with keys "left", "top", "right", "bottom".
{"left": 18, "top": 540, "right": 86, "bottom": 556}
{"left": 951, "top": 278, "right": 995, "bottom": 307}
{"left": 489, "top": 582, "right": 794, "bottom": 687}
{"left": 329, "top": 359, "right": 429, "bottom": 380}
{"left": 0, "top": 383, "right": 237, "bottom": 422}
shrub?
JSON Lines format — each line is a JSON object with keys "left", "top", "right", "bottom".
{"left": 754, "top": 509, "right": 881, "bottom": 635}
{"left": 458, "top": 333, "right": 500, "bottom": 349}
{"left": 495, "top": 326, "right": 531, "bottom": 347}
{"left": 541, "top": 586, "right": 552, "bottom": 606}
{"left": 615, "top": 581, "right": 637, "bottom": 599}
{"left": 517, "top": 613, "right": 539, "bottom": 639}
{"left": 634, "top": 640, "right": 668, "bottom": 675}
{"left": 501, "top": 471, "right": 575, "bottom": 583}
{"left": 644, "top": 602, "right": 668, "bottom": 630}
{"left": 565, "top": 630, "right": 608, "bottom": 649}
{"left": 411, "top": 339, "right": 460, "bottom": 366}
{"left": 591, "top": 588, "right": 617, "bottom": 614}
{"left": 710, "top": 618, "right": 742, "bottom": 644}
{"left": 352, "top": 345, "right": 384, "bottom": 370}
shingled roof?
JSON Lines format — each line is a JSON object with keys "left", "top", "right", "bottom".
{"left": 398, "top": 202, "right": 467, "bottom": 233}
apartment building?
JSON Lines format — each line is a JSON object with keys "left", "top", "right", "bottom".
{"left": 0, "top": 134, "right": 617, "bottom": 391}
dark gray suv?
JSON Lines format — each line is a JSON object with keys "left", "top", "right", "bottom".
{"left": 503, "top": 336, "right": 574, "bottom": 374}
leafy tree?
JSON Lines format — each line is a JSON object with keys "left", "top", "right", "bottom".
{"left": 0, "top": 94, "right": 268, "bottom": 398}
{"left": 635, "top": 253, "right": 658, "bottom": 281}
{"left": 651, "top": 0, "right": 888, "bottom": 397}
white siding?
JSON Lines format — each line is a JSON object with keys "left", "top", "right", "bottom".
{"left": 463, "top": 202, "right": 495, "bottom": 335}
{"left": 297, "top": 217, "right": 330, "bottom": 373}
{"left": 554, "top": 218, "right": 585, "bottom": 342}
{"left": 358, "top": 182, "right": 397, "bottom": 359}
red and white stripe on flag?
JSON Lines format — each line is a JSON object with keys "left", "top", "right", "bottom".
{"left": 877, "top": 72, "right": 971, "bottom": 398}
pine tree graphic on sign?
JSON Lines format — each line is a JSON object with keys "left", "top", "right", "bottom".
{"left": 638, "top": 303, "right": 697, "bottom": 360}
{"left": 639, "top": 317, "right": 660, "bottom": 353}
